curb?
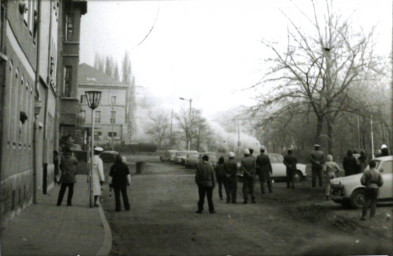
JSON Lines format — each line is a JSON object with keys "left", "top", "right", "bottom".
{"left": 95, "top": 205, "right": 113, "bottom": 256}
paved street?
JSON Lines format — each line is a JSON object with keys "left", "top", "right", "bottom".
{"left": 102, "top": 155, "right": 393, "bottom": 256}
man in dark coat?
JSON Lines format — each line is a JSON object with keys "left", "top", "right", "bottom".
{"left": 310, "top": 144, "right": 325, "bottom": 187}
{"left": 223, "top": 152, "right": 238, "bottom": 204}
{"left": 109, "top": 155, "right": 131, "bottom": 212}
{"left": 195, "top": 155, "right": 216, "bottom": 214}
{"left": 56, "top": 148, "right": 78, "bottom": 206}
{"left": 283, "top": 148, "right": 297, "bottom": 189}
{"left": 343, "top": 150, "right": 359, "bottom": 176}
{"left": 241, "top": 149, "right": 257, "bottom": 204}
{"left": 256, "top": 146, "right": 273, "bottom": 194}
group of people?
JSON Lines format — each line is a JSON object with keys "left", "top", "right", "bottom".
{"left": 195, "top": 146, "right": 280, "bottom": 213}
{"left": 55, "top": 146, "right": 132, "bottom": 212}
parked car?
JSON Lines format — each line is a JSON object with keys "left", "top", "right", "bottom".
{"left": 160, "top": 149, "right": 178, "bottom": 162}
{"left": 100, "top": 150, "right": 120, "bottom": 164}
{"left": 174, "top": 150, "right": 198, "bottom": 164}
{"left": 237, "top": 153, "right": 307, "bottom": 181}
{"left": 184, "top": 152, "right": 201, "bottom": 168}
{"left": 330, "top": 155, "right": 393, "bottom": 208}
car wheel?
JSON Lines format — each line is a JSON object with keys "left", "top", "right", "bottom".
{"left": 350, "top": 189, "right": 365, "bottom": 209}
{"left": 293, "top": 170, "right": 304, "bottom": 181}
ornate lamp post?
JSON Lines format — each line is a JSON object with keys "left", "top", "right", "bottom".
{"left": 85, "top": 91, "right": 102, "bottom": 207}
{"left": 179, "top": 97, "right": 192, "bottom": 150}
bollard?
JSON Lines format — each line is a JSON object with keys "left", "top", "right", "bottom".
{"left": 135, "top": 161, "right": 145, "bottom": 174}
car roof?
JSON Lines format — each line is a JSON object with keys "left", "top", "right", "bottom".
{"left": 102, "top": 150, "right": 119, "bottom": 154}
{"left": 374, "top": 155, "right": 393, "bottom": 161}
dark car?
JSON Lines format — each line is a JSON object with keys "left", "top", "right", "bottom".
{"left": 100, "top": 150, "right": 120, "bottom": 164}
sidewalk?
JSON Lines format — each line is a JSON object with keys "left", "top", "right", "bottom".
{"left": 2, "top": 175, "right": 112, "bottom": 256}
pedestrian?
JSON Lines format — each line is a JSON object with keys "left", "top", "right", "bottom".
{"left": 109, "top": 155, "right": 131, "bottom": 212}
{"left": 195, "top": 155, "right": 216, "bottom": 214}
{"left": 215, "top": 156, "right": 227, "bottom": 200}
{"left": 91, "top": 146, "right": 105, "bottom": 207}
{"left": 360, "top": 160, "right": 384, "bottom": 220}
{"left": 241, "top": 149, "right": 257, "bottom": 204}
{"left": 343, "top": 150, "right": 359, "bottom": 176}
{"left": 379, "top": 144, "right": 390, "bottom": 157}
{"left": 283, "top": 148, "right": 297, "bottom": 189}
{"left": 256, "top": 146, "right": 273, "bottom": 194}
{"left": 310, "top": 144, "right": 325, "bottom": 187}
{"left": 224, "top": 152, "right": 238, "bottom": 204}
{"left": 323, "top": 155, "right": 341, "bottom": 200}
{"left": 53, "top": 150, "right": 60, "bottom": 184}
{"left": 56, "top": 148, "right": 78, "bottom": 206}
{"left": 357, "top": 150, "right": 368, "bottom": 173}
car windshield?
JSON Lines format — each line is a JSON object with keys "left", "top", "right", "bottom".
{"left": 176, "top": 152, "right": 186, "bottom": 156}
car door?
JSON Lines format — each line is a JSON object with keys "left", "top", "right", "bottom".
{"left": 269, "top": 154, "right": 286, "bottom": 178}
{"left": 378, "top": 160, "right": 393, "bottom": 199}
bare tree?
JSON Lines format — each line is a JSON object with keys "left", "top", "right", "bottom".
{"left": 122, "top": 52, "right": 136, "bottom": 143}
{"left": 252, "top": 0, "right": 382, "bottom": 153}
{"left": 146, "top": 111, "right": 170, "bottom": 149}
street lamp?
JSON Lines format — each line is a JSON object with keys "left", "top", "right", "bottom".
{"left": 85, "top": 90, "right": 102, "bottom": 208}
{"left": 179, "top": 97, "right": 192, "bottom": 150}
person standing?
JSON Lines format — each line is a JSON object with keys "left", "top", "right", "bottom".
{"left": 323, "top": 155, "right": 341, "bottom": 200}
{"left": 343, "top": 150, "right": 359, "bottom": 176}
{"left": 256, "top": 146, "right": 273, "bottom": 194}
{"left": 195, "top": 155, "right": 216, "bottom": 214}
{"left": 357, "top": 150, "right": 368, "bottom": 173}
{"left": 310, "top": 144, "right": 325, "bottom": 187}
{"left": 224, "top": 152, "right": 238, "bottom": 204}
{"left": 215, "top": 157, "right": 227, "bottom": 200}
{"left": 283, "top": 148, "right": 297, "bottom": 189}
{"left": 56, "top": 148, "right": 78, "bottom": 206}
{"left": 241, "top": 149, "right": 257, "bottom": 204}
{"left": 53, "top": 150, "right": 60, "bottom": 184}
{"left": 92, "top": 147, "right": 105, "bottom": 207}
{"left": 109, "top": 155, "right": 131, "bottom": 212}
{"left": 379, "top": 144, "right": 390, "bottom": 156}
{"left": 360, "top": 160, "right": 383, "bottom": 220}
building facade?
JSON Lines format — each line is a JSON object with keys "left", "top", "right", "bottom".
{"left": 77, "top": 63, "right": 129, "bottom": 148}
{"left": 0, "top": 0, "right": 87, "bottom": 223}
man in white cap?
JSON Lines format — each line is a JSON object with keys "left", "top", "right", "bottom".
{"left": 379, "top": 144, "right": 390, "bottom": 157}
{"left": 92, "top": 146, "right": 105, "bottom": 207}
{"left": 224, "top": 152, "right": 238, "bottom": 203}
{"left": 310, "top": 144, "right": 325, "bottom": 188}
{"left": 256, "top": 146, "right": 273, "bottom": 194}
{"left": 240, "top": 149, "right": 257, "bottom": 204}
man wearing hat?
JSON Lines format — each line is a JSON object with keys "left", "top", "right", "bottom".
{"left": 283, "top": 148, "right": 297, "bottom": 189}
{"left": 224, "top": 152, "right": 238, "bottom": 203}
{"left": 310, "top": 144, "right": 325, "bottom": 188}
{"left": 240, "top": 149, "right": 257, "bottom": 204}
{"left": 379, "top": 144, "right": 390, "bottom": 157}
{"left": 256, "top": 146, "right": 273, "bottom": 194}
{"left": 56, "top": 147, "right": 79, "bottom": 206}
{"left": 92, "top": 147, "right": 105, "bottom": 207}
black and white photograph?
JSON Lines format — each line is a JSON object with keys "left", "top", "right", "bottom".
{"left": 0, "top": 0, "right": 392, "bottom": 255}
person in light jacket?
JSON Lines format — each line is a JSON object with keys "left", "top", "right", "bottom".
{"left": 109, "top": 155, "right": 131, "bottom": 212}
{"left": 92, "top": 147, "right": 105, "bottom": 207}
{"left": 360, "top": 160, "right": 383, "bottom": 220}
{"left": 323, "top": 155, "right": 341, "bottom": 200}
{"left": 195, "top": 155, "right": 216, "bottom": 214}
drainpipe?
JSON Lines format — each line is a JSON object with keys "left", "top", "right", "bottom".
{"left": 33, "top": 0, "right": 42, "bottom": 204}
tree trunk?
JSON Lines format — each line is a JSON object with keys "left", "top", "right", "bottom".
{"left": 327, "top": 117, "right": 334, "bottom": 155}
{"left": 315, "top": 116, "right": 324, "bottom": 144}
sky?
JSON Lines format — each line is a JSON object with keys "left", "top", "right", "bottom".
{"left": 80, "top": 0, "right": 392, "bottom": 119}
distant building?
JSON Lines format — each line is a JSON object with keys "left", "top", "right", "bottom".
{"left": 0, "top": 0, "right": 87, "bottom": 223}
{"left": 77, "top": 63, "right": 129, "bottom": 148}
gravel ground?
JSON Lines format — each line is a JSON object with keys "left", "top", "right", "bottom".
{"left": 101, "top": 154, "right": 392, "bottom": 256}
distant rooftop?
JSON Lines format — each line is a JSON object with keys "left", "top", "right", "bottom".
{"left": 78, "top": 63, "right": 125, "bottom": 87}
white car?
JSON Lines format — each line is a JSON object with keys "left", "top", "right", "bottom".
{"left": 330, "top": 156, "right": 393, "bottom": 208}
{"left": 237, "top": 153, "right": 307, "bottom": 181}
{"left": 174, "top": 150, "right": 198, "bottom": 164}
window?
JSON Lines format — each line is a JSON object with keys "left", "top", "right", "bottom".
{"left": 108, "top": 132, "right": 117, "bottom": 137}
{"left": 80, "top": 110, "right": 86, "bottom": 124}
{"left": 80, "top": 95, "right": 86, "bottom": 103}
{"left": 63, "top": 66, "right": 72, "bottom": 97}
{"left": 111, "top": 96, "right": 117, "bottom": 105}
{"left": 95, "top": 111, "right": 101, "bottom": 123}
{"left": 65, "top": 13, "right": 73, "bottom": 41}
{"left": 110, "top": 111, "right": 116, "bottom": 124}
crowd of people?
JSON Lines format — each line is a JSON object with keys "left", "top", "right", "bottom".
{"left": 195, "top": 143, "right": 390, "bottom": 217}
